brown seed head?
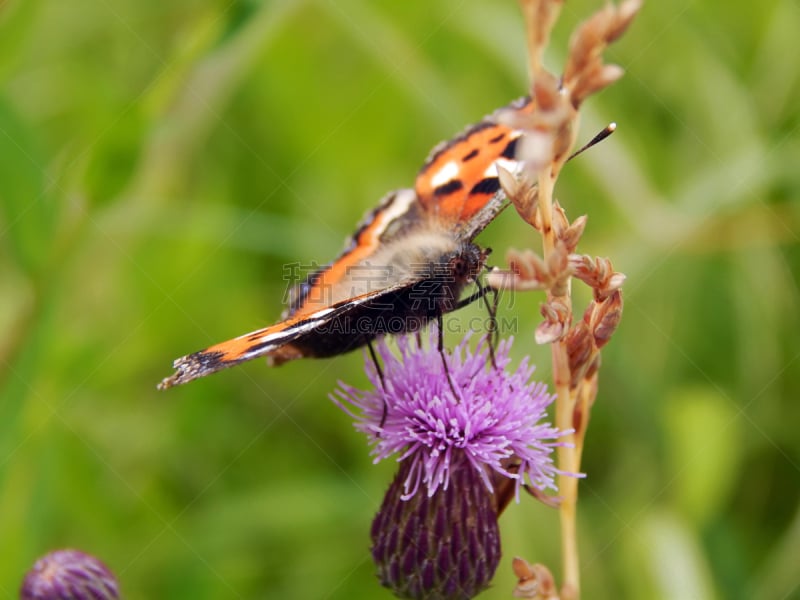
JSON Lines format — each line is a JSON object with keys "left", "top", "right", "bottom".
{"left": 487, "top": 249, "right": 551, "bottom": 292}
{"left": 498, "top": 166, "right": 540, "bottom": 226}
{"left": 511, "top": 557, "right": 558, "bottom": 599}
{"left": 535, "top": 298, "right": 571, "bottom": 344}
{"left": 591, "top": 290, "right": 623, "bottom": 348}
{"left": 565, "top": 321, "right": 596, "bottom": 387}
{"left": 561, "top": 214, "right": 588, "bottom": 253}
{"left": 563, "top": 0, "right": 642, "bottom": 107}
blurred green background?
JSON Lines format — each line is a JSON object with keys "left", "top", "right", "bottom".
{"left": 1, "top": 0, "right": 798, "bottom": 598}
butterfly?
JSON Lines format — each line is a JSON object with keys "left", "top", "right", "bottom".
{"left": 157, "top": 97, "right": 533, "bottom": 389}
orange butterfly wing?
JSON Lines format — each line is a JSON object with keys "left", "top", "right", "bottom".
{"left": 415, "top": 97, "right": 532, "bottom": 224}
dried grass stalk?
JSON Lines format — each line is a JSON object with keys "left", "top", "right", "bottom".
{"left": 489, "top": 1, "right": 641, "bottom": 598}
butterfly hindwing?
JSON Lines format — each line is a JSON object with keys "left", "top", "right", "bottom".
{"left": 158, "top": 241, "right": 485, "bottom": 389}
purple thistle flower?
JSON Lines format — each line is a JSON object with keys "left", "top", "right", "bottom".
{"left": 332, "top": 327, "right": 569, "bottom": 502}
{"left": 20, "top": 549, "right": 120, "bottom": 600}
{"left": 332, "top": 327, "right": 574, "bottom": 599}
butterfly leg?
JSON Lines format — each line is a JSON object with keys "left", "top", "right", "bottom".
{"left": 479, "top": 280, "right": 500, "bottom": 370}
{"left": 414, "top": 330, "right": 424, "bottom": 348}
{"left": 453, "top": 285, "right": 487, "bottom": 311}
{"left": 437, "top": 314, "right": 461, "bottom": 401}
{"left": 453, "top": 280, "right": 500, "bottom": 370}
{"left": 367, "top": 340, "right": 389, "bottom": 431}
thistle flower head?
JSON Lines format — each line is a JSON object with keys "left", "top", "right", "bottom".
{"left": 20, "top": 549, "right": 120, "bottom": 600}
{"left": 332, "top": 327, "right": 568, "bottom": 502}
{"left": 332, "top": 327, "right": 572, "bottom": 599}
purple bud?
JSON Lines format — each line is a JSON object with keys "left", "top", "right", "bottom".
{"left": 20, "top": 549, "right": 120, "bottom": 600}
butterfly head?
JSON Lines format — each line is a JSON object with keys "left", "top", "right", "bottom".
{"left": 447, "top": 243, "right": 490, "bottom": 284}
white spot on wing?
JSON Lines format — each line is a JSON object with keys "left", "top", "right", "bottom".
{"left": 430, "top": 161, "right": 460, "bottom": 188}
{"left": 484, "top": 157, "right": 520, "bottom": 178}
{"left": 251, "top": 331, "right": 287, "bottom": 347}
{"left": 310, "top": 307, "right": 335, "bottom": 319}
{"left": 242, "top": 317, "right": 326, "bottom": 359}
{"left": 374, "top": 189, "right": 417, "bottom": 227}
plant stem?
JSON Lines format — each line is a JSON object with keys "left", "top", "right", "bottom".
{"left": 537, "top": 166, "right": 581, "bottom": 599}
{"left": 555, "top": 348, "right": 580, "bottom": 600}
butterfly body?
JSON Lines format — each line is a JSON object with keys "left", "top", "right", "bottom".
{"left": 158, "top": 98, "right": 531, "bottom": 389}
{"left": 274, "top": 239, "right": 485, "bottom": 362}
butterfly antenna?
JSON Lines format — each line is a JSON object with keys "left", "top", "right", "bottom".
{"left": 567, "top": 122, "right": 616, "bottom": 162}
{"left": 437, "top": 315, "right": 461, "bottom": 401}
{"left": 367, "top": 340, "right": 388, "bottom": 431}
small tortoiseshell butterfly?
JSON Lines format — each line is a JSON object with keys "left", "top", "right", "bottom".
{"left": 158, "top": 97, "right": 532, "bottom": 389}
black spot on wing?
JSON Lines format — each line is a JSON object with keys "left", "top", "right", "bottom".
{"left": 417, "top": 96, "right": 531, "bottom": 176}
{"left": 501, "top": 137, "right": 518, "bottom": 159}
{"left": 434, "top": 179, "right": 464, "bottom": 196}
{"left": 192, "top": 350, "right": 227, "bottom": 369}
{"left": 470, "top": 177, "right": 501, "bottom": 195}
{"left": 462, "top": 148, "right": 479, "bottom": 162}
{"left": 488, "top": 132, "right": 505, "bottom": 144}
{"left": 421, "top": 121, "right": 494, "bottom": 174}
{"left": 285, "top": 269, "right": 327, "bottom": 316}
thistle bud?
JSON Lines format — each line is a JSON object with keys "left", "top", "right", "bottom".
{"left": 371, "top": 459, "right": 501, "bottom": 599}
{"left": 20, "top": 549, "right": 120, "bottom": 600}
